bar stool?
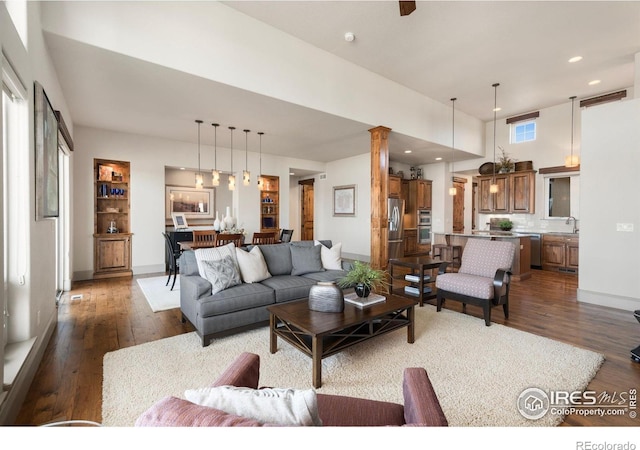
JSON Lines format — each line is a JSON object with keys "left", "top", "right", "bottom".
{"left": 432, "top": 234, "right": 462, "bottom": 271}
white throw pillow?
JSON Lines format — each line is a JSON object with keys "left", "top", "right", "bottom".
{"left": 235, "top": 246, "right": 272, "bottom": 283}
{"left": 315, "top": 241, "right": 342, "bottom": 270}
{"left": 184, "top": 385, "right": 322, "bottom": 426}
{"left": 194, "top": 243, "right": 239, "bottom": 278}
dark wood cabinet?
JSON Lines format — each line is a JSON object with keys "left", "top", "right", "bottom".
{"left": 542, "top": 234, "right": 579, "bottom": 273}
{"left": 405, "top": 179, "right": 432, "bottom": 228}
{"left": 389, "top": 175, "right": 402, "bottom": 198}
{"left": 403, "top": 229, "right": 418, "bottom": 255}
{"left": 477, "top": 171, "right": 534, "bottom": 214}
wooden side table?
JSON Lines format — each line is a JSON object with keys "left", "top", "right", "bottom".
{"left": 389, "top": 256, "right": 448, "bottom": 306}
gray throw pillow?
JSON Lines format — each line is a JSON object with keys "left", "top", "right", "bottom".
{"left": 290, "top": 244, "right": 324, "bottom": 276}
{"left": 258, "top": 243, "right": 293, "bottom": 276}
{"left": 201, "top": 255, "right": 242, "bottom": 295}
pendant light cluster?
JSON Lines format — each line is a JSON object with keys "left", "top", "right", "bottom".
{"left": 565, "top": 96, "right": 580, "bottom": 168}
{"left": 490, "top": 83, "right": 500, "bottom": 194}
{"left": 195, "top": 121, "right": 266, "bottom": 192}
{"left": 449, "top": 97, "right": 457, "bottom": 196}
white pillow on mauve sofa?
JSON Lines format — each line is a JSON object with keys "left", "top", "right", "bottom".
{"left": 184, "top": 385, "right": 322, "bottom": 426}
{"left": 314, "top": 241, "right": 343, "bottom": 270}
{"left": 235, "top": 246, "right": 272, "bottom": 283}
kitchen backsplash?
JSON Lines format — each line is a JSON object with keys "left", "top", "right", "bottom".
{"left": 478, "top": 213, "right": 579, "bottom": 234}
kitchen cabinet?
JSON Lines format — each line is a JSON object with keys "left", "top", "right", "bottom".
{"left": 94, "top": 158, "right": 132, "bottom": 279}
{"left": 405, "top": 179, "right": 432, "bottom": 228}
{"left": 403, "top": 229, "right": 418, "bottom": 255}
{"left": 389, "top": 175, "right": 402, "bottom": 198}
{"left": 542, "top": 233, "right": 579, "bottom": 273}
{"left": 477, "top": 171, "right": 534, "bottom": 214}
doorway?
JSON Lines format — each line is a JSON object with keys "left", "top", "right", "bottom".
{"left": 299, "top": 179, "right": 314, "bottom": 241}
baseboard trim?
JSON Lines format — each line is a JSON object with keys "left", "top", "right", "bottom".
{"left": 577, "top": 288, "right": 640, "bottom": 312}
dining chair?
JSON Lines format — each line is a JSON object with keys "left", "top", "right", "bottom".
{"left": 279, "top": 229, "right": 294, "bottom": 243}
{"left": 192, "top": 230, "right": 217, "bottom": 247}
{"left": 162, "top": 232, "right": 181, "bottom": 290}
{"left": 251, "top": 231, "right": 277, "bottom": 245}
{"left": 215, "top": 233, "right": 244, "bottom": 247}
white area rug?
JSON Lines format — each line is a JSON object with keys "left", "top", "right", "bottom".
{"left": 136, "top": 275, "right": 180, "bottom": 312}
{"left": 103, "top": 305, "right": 604, "bottom": 427}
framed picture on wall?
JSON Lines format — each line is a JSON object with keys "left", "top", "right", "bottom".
{"left": 333, "top": 184, "right": 356, "bottom": 217}
{"left": 165, "top": 185, "right": 215, "bottom": 220}
{"left": 34, "top": 81, "right": 59, "bottom": 220}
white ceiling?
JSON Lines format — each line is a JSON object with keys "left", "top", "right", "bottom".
{"left": 44, "top": 1, "right": 640, "bottom": 168}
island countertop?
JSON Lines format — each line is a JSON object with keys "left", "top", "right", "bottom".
{"left": 433, "top": 233, "right": 531, "bottom": 281}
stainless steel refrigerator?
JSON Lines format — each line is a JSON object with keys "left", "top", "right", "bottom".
{"left": 388, "top": 198, "right": 405, "bottom": 259}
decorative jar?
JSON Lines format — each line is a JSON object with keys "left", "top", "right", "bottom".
{"left": 308, "top": 282, "right": 344, "bottom": 313}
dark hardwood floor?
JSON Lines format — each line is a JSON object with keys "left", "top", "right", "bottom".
{"left": 14, "top": 270, "right": 640, "bottom": 426}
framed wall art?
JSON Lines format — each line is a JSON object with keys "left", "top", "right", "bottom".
{"left": 333, "top": 184, "right": 356, "bottom": 217}
{"left": 165, "top": 185, "right": 215, "bottom": 220}
{"left": 34, "top": 81, "right": 59, "bottom": 220}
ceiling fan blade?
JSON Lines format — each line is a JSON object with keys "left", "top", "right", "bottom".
{"left": 399, "top": 1, "right": 416, "bottom": 16}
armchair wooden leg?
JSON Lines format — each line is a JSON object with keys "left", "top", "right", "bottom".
{"left": 503, "top": 301, "right": 509, "bottom": 319}
{"left": 483, "top": 303, "right": 491, "bottom": 326}
{"left": 436, "top": 294, "right": 443, "bottom": 312}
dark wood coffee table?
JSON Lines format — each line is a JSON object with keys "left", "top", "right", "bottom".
{"left": 267, "top": 294, "right": 418, "bottom": 388}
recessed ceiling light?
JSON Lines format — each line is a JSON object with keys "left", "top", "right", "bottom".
{"left": 493, "top": 107, "right": 502, "bottom": 112}
{"left": 179, "top": 167, "right": 185, "bottom": 170}
{"left": 344, "top": 32, "right": 355, "bottom": 42}
{"left": 289, "top": 172, "right": 295, "bottom": 176}
{"left": 568, "top": 56, "right": 583, "bottom": 63}
{"left": 588, "top": 79, "right": 601, "bottom": 86}
{"left": 435, "top": 157, "right": 443, "bottom": 161}
{"left": 404, "top": 150, "right": 412, "bottom": 154}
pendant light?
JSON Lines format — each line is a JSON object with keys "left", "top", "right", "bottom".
{"left": 228, "top": 126, "right": 236, "bottom": 191}
{"left": 243, "top": 129, "right": 251, "bottom": 186}
{"left": 195, "top": 119, "right": 203, "bottom": 189}
{"left": 211, "top": 123, "right": 220, "bottom": 186}
{"left": 257, "top": 132, "right": 264, "bottom": 190}
{"left": 565, "top": 96, "right": 580, "bottom": 168}
{"left": 490, "top": 83, "right": 500, "bottom": 194}
{"left": 449, "top": 97, "right": 457, "bottom": 196}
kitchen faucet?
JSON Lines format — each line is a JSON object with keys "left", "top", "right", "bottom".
{"left": 566, "top": 216, "right": 578, "bottom": 233}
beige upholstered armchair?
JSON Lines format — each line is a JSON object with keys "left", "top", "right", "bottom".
{"left": 435, "top": 238, "right": 515, "bottom": 326}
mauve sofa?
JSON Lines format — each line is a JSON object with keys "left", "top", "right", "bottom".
{"left": 135, "top": 352, "right": 449, "bottom": 427}
{"left": 180, "top": 240, "right": 350, "bottom": 346}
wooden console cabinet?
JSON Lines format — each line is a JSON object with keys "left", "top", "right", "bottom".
{"left": 94, "top": 158, "right": 132, "bottom": 279}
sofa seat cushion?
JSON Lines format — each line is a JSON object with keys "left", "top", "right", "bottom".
{"left": 436, "top": 272, "right": 494, "bottom": 299}
{"left": 199, "top": 283, "right": 275, "bottom": 318}
{"left": 316, "top": 393, "right": 405, "bottom": 426}
{"left": 260, "top": 275, "right": 317, "bottom": 303}
{"left": 302, "top": 269, "right": 349, "bottom": 283}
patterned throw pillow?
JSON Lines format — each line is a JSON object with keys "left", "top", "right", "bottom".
{"left": 201, "top": 255, "right": 242, "bottom": 295}
{"left": 194, "top": 243, "right": 239, "bottom": 278}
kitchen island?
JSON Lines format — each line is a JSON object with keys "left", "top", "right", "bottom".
{"left": 433, "top": 232, "right": 532, "bottom": 281}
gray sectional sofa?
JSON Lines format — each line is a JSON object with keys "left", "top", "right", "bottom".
{"left": 180, "top": 240, "right": 350, "bottom": 346}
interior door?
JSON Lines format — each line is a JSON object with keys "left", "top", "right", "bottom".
{"left": 299, "top": 179, "right": 314, "bottom": 241}
{"left": 452, "top": 179, "right": 466, "bottom": 233}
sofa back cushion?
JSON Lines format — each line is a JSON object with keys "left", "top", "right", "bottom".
{"left": 258, "top": 243, "right": 293, "bottom": 276}
{"left": 458, "top": 239, "right": 515, "bottom": 279}
{"left": 290, "top": 244, "right": 324, "bottom": 276}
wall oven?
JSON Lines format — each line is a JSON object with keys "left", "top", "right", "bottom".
{"left": 417, "top": 210, "right": 431, "bottom": 244}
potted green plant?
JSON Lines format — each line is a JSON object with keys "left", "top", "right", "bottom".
{"left": 499, "top": 219, "right": 513, "bottom": 231}
{"left": 338, "top": 260, "right": 388, "bottom": 298}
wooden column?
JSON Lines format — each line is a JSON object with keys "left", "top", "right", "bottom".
{"left": 369, "top": 126, "right": 391, "bottom": 270}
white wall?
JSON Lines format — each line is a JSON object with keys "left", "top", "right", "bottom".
{"left": 578, "top": 98, "right": 640, "bottom": 310}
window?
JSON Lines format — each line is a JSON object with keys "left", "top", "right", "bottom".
{"left": 511, "top": 120, "right": 536, "bottom": 144}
